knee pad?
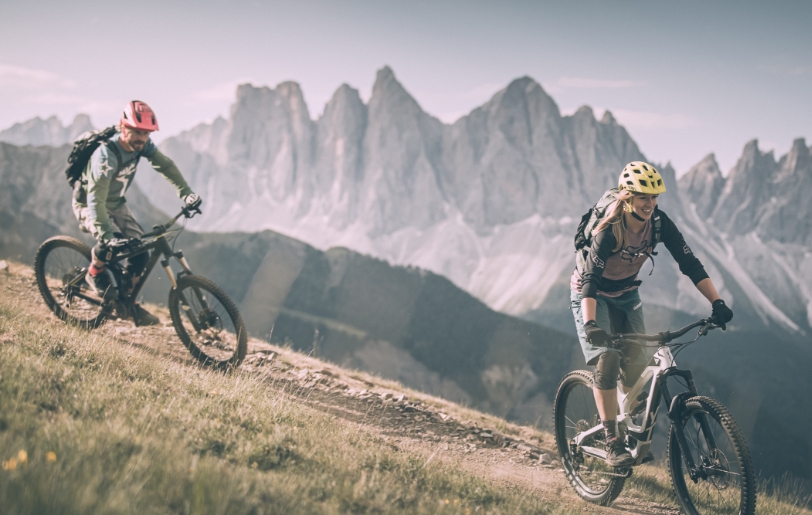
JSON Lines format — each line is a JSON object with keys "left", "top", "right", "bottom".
{"left": 92, "top": 241, "right": 112, "bottom": 263}
{"left": 594, "top": 351, "right": 621, "bottom": 390}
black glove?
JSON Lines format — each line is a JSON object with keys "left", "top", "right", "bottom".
{"left": 584, "top": 320, "right": 611, "bottom": 347}
{"left": 711, "top": 299, "right": 733, "bottom": 330}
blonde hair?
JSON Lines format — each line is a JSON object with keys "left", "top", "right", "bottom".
{"left": 592, "top": 189, "right": 633, "bottom": 253}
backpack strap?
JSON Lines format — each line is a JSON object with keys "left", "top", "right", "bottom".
{"left": 651, "top": 209, "right": 662, "bottom": 254}
{"left": 103, "top": 139, "right": 123, "bottom": 166}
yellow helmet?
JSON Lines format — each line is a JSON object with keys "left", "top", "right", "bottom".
{"left": 618, "top": 161, "right": 667, "bottom": 194}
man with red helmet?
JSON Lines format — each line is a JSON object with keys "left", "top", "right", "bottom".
{"left": 71, "top": 100, "right": 201, "bottom": 325}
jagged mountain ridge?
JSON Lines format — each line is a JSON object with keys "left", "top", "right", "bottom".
{"left": 134, "top": 67, "right": 811, "bottom": 333}
{"left": 138, "top": 67, "right": 661, "bottom": 316}
{"left": 677, "top": 140, "right": 812, "bottom": 331}
{"left": 0, "top": 114, "right": 94, "bottom": 147}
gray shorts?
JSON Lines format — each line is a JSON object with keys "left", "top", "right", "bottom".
{"left": 72, "top": 201, "right": 144, "bottom": 241}
{"left": 570, "top": 288, "right": 648, "bottom": 365}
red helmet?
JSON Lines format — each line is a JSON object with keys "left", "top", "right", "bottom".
{"left": 120, "top": 100, "right": 159, "bottom": 131}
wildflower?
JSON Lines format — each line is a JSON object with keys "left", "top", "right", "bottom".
{"left": 46, "top": 452, "right": 57, "bottom": 462}
{"left": 17, "top": 450, "right": 27, "bottom": 464}
{"left": 2, "top": 457, "right": 17, "bottom": 471}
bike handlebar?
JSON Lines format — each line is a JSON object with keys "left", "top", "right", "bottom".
{"left": 610, "top": 317, "right": 719, "bottom": 346}
{"left": 140, "top": 204, "right": 201, "bottom": 239}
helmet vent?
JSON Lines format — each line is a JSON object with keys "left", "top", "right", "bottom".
{"left": 640, "top": 180, "right": 648, "bottom": 187}
{"left": 633, "top": 169, "right": 642, "bottom": 174}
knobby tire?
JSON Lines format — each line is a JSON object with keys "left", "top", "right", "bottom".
{"left": 554, "top": 370, "right": 626, "bottom": 506}
{"left": 34, "top": 236, "right": 107, "bottom": 329}
{"left": 168, "top": 274, "right": 247, "bottom": 371}
{"left": 667, "top": 395, "right": 756, "bottom": 515}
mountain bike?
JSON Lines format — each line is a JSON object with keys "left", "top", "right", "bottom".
{"left": 34, "top": 205, "right": 248, "bottom": 370}
{"left": 553, "top": 318, "right": 756, "bottom": 514}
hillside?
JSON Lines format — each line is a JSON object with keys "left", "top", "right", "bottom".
{"left": 2, "top": 138, "right": 812, "bottom": 485}
{"left": 3, "top": 261, "right": 810, "bottom": 514}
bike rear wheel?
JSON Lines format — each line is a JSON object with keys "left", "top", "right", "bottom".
{"left": 168, "top": 274, "right": 247, "bottom": 370}
{"left": 34, "top": 236, "right": 108, "bottom": 328}
{"left": 667, "top": 395, "right": 756, "bottom": 515}
{"left": 554, "top": 370, "right": 626, "bottom": 506}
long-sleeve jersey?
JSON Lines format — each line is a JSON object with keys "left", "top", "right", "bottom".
{"left": 77, "top": 134, "right": 192, "bottom": 242}
{"left": 571, "top": 208, "right": 709, "bottom": 299}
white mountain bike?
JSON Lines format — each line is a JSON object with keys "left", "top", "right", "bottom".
{"left": 553, "top": 318, "right": 756, "bottom": 514}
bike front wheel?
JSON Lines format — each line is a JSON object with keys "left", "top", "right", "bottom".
{"left": 168, "top": 274, "right": 247, "bottom": 370}
{"left": 34, "top": 236, "right": 108, "bottom": 328}
{"left": 554, "top": 370, "right": 626, "bottom": 506}
{"left": 667, "top": 395, "right": 756, "bottom": 515}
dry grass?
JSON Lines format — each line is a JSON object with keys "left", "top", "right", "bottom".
{"left": 625, "top": 463, "right": 812, "bottom": 515}
{"left": 0, "top": 294, "right": 557, "bottom": 514}
{"left": 1, "top": 259, "right": 809, "bottom": 514}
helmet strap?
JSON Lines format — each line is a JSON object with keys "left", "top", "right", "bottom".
{"left": 631, "top": 210, "right": 646, "bottom": 222}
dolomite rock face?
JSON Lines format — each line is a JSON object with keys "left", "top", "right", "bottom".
{"left": 4, "top": 68, "right": 811, "bottom": 333}
{"left": 0, "top": 114, "right": 94, "bottom": 147}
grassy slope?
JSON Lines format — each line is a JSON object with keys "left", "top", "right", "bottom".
{"left": 0, "top": 287, "right": 554, "bottom": 514}
{"left": 1, "top": 262, "right": 810, "bottom": 514}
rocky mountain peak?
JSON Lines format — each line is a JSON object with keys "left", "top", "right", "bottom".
{"left": 782, "top": 137, "right": 810, "bottom": 175}
{"left": 713, "top": 139, "right": 778, "bottom": 235}
{"left": 498, "top": 77, "right": 560, "bottom": 121}
{"left": 369, "top": 66, "right": 426, "bottom": 118}
{"left": 678, "top": 153, "right": 725, "bottom": 218}
{"left": 0, "top": 114, "right": 94, "bottom": 147}
{"left": 363, "top": 67, "right": 447, "bottom": 235}
{"left": 600, "top": 110, "right": 618, "bottom": 125}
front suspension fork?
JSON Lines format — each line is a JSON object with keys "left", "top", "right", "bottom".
{"left": 661, "top": 369, "right": 716, "bottom": 482}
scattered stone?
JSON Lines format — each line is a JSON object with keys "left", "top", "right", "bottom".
{"left": 0, "top": 260, "right": 8, "bottom": 272}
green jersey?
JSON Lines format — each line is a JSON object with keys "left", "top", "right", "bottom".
{"left": 79, "top": 133, "right": 192, "bottom": 242}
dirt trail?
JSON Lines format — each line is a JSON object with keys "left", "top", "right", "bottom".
{"left": 1, "top": 262, "right": 680, "bottom": 514}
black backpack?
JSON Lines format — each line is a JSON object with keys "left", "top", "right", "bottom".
{"left": 64, "top": 126, "right": 121, "bottom": 187}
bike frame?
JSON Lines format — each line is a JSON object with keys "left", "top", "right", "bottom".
{"left": 108, "top": 234, "right": 193, "bottom": 298}
{"left": 63, "top": 209, "right": 199, "bottom": 323}
{"left": 572, "top": 319, "right": 720, "bottom": 479}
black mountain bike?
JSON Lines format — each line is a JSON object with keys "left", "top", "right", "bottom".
{"left": 34, "top": 205, "right": 247, "bottom": 370}
{"left": 553, "top": 318, "right": 756, "bottom": 514}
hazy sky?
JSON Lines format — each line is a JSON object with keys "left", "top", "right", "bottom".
{"left": 1, "top": 0, "right": 809, "bottom": 174}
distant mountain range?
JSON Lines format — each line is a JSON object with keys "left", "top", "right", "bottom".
{"left": 2, "top": 68, "right": 811, "bottom": 483}
{"left": 129, "top": 67, "right": 812, "bottom": 337}
{"left": 0, "top": 114, "right": 93, "bottom": 147}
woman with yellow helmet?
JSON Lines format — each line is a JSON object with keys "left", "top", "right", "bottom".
{"left": 569, "top": 161, "right": 733, "bottom": 467}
